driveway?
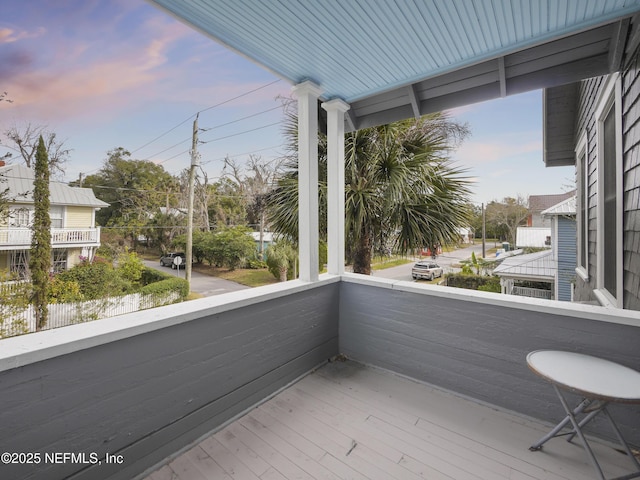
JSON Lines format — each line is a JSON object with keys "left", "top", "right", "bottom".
{"left": 143, "top": 260, "right": 250, "bottom": 297}
{"left": 372, "top": 243, "right": 487, "bottom": 281}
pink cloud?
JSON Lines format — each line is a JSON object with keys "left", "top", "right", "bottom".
{"left": 1, "top": 19, "right": 199, "bottom": 121}
{"left": 0, "top": 26, "right": 45, "bottom": 44}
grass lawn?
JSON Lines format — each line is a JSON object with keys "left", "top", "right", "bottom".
{"left": 371, "top": 256, "right": 413, "bottom": 270}
{"left": 192, "top": 264, "right": 279, "bottom": 287}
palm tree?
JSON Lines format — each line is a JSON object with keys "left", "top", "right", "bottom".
{"left": 268, "top": 105, "right": 472, "bottom": 275}
{"left": 266, "top": 240, "right": 297, "bottom": 282}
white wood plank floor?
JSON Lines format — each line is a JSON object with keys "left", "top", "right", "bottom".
{"left": 144, "top": 360, "right": 636, "bottom": 480}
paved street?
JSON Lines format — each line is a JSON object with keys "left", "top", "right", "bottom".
{"left": 143, "top": 260, "right": 250, "bottom": 297}
{"left": 372, "top": 243, "right": 488, "bottom": 281}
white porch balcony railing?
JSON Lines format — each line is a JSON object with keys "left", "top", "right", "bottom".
{"left": 0, "top": 276, "right": 638, "bottom": 480}
{"left": 512, "top": 285, "right": 554, "bottom": 299}
{"left": 0, "top": 227, "right": 101, "bottom": 248}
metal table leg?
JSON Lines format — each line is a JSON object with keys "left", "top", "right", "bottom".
{"left": 532, "top": 385, "right": 640, "bottom": 480}
{"left": 552, "top": 385, "right": 606, "bottom": 480}
{"left": 529, "top": 397, "right": 592, "bottom": 450}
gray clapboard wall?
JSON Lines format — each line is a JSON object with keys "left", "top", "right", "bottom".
{"left": 339, "top": 280, "right": 640, "bottom": 447}
{"left": 557, "top": 215, "right": 577, "bottom": 302}
{"left": 0, "top": 283, "right": 339, "bottom": 480}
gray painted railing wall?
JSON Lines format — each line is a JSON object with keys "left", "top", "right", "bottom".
{"left": 0, "top": 283, "right": 339, "bottom": 480}
{"left": 339, "top": 281, "right": 640, "bottom": 447}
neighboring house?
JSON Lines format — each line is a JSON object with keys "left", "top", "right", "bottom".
{"left": 493, "top": 249, "right": 555, "bottom": 300}
{"left": 0, "top": 163, "right": 108, "bottom": 277}
{"left": 544, "top": 34, "right": 640, "bottom": 310}
{"left": 457, "top": 227, "right": 474, "bottom": 244}
{"left": 250, "top": 231, "right": 273, "bottom": 260}
{"left": 541, "top": 196, "right": 577, "bottom": 302}
{"left": 515, "top": 227, "right": 551, "bottom": 248}
{"left": 496, "top": 197, "right": 576, "bottom": 302}
{"left": 527, "top": 191, "right": 575, "bottom": 227}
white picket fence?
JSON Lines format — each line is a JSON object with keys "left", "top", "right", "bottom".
{"left": 1, "top": 291, "right": 182, "bottom": 338}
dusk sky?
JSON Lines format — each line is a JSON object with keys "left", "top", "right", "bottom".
{"left": 1, "top": 0, "right": 575, "bottom": 205}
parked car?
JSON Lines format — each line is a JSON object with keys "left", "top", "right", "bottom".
{"left": 412, "top": 261, "right": 443, "bottom": 281}
{"left": 160, "top": 252, "right": 186, "bottom": 269}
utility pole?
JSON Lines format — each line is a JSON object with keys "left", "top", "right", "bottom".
{"left": 481, "top": 202, "right": 486, "bottom": 259}
{"left": 186, "top": 114, "right": 199, "bottom": 290}
{"left": 78, "top": 173, "right": 84, "bottom": 187}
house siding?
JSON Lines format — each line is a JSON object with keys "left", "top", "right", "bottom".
{"left": 574, "top": 76, "right": 602, "bottom": 305}
{"left": 573, "top": 40, "right": 640, "bottom": 310}
{"left": 556, "top": 215, "right": 576, "bottom": 301}
{"left": 622, "top": 43, "right": 640, "bottom": 310}
{"left": 340, "top": 281, "right": 640, "bottom": 449}
{"left": 0, "top": 283, "right": 340, "bottom": 480}
{"left": 64, "top": 206, "right": 93, "bottom": 228}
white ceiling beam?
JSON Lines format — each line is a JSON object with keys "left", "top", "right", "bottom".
{"left": 345, "top": 108, "right": 358, "bottom": 132}
{"left": 609, "top": 18, "right": 631, "bottom": 71}
{"left": 407, "top": 84, "right": 421, "bottom": 118}
{"left": 498, "top": 57, "right": 507, "bottom": 98}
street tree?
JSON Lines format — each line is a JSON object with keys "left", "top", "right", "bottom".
{"left": 268, "top": 108, "right": 472, "bottom": 275}
{"left": 2, "top": 123, "right": 71, "bottom": 176}
{"left": 485, "top": 195, "right": 529, "bottom": 246}
{"left": 77, "top": 148, "right": 178, "bottom": 242}
{"left": 223, "top": 155, "right": 283, "bottom": 256}
{"left": 30, "top": 136, "right": 51, "bottom": 331}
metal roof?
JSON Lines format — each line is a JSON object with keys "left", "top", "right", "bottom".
{"left": 0, "top": 164, "right": 109, "bottom": 208}
{"left": 494, "top": 249, "right": 556, "bottom": 280}
{"left": 541, "top": 195, "right": 577, "bottom": 216}
{"left": 150, "top": 0, "right": 640, "bottom": 130}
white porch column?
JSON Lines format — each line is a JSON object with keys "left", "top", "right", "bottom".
{"left": 322, "top": 99, "right": 350, "bottom": 275}
{"left": 292, "top": 81, "right": 323, "bottom": 282}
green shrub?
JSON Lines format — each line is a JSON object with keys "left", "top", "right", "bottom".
{"left": 139, "top": 277, "right": 189, "bottom": 300}
{"left": 57, "top": 260, "right": 132, "bottom": 300}
{"left": 477, "top": 280, "right": 501, "bottom": 293}
{"left": 117, "top": 251, "right": 144, "bottom": 283}
{"left": 48, "top": 277, "right": 82, "bottom": 304}
{"left": 446, "top": 274, "right": 500, "bottom": 293}
{"left": 140, "top": 266, "right": 173, "bottom": 285}
{"left": 246, "top": 259, "right": 267, "bottom": 269}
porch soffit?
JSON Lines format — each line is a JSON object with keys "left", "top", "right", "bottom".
{"left": 149, "top": 0, "right": 640, "bottom": 131}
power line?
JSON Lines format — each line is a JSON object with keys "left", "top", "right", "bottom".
{"left": 140, "top": 105, "right": 283, "bottom": 162}
{"left": 199, "top": 121, "right": 281, "bottom": 144}
{"left": 155, "top": 120, "right": 281, "bottom": 165}
{"left": 130, "top": 79, "right": 281, "bottom": 154}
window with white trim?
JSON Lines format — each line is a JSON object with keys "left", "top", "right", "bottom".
{"left": 575, "top": 133, "right": 588, "bottom": 279}
{"left": 50, "top": 206, "right": 64, "bottom": 229}
{"left": 9, "top": 207, "right": 33, "bottom": 227}
{"left": 595, "top": 73, "right": 623, "bottom": 308}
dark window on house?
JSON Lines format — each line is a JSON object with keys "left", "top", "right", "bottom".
{"left": 10, "top": 250, "right": 29, "bottom": 279}
{"left": 602, "top": 105, "right": 617, "bottom": 299}
{"left": 52, "top": 249, "right": 67, "bottom": 273}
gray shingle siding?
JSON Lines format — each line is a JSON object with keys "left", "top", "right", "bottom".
{"left": 573, "top": 41, "right": 640, "bottom": 310}
{"left": 574, "top": 76, "right": 601, "bottom": 305}
{"left": 622, "top": 43, "right": 640, "bottom": 310}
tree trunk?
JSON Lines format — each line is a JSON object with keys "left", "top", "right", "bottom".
{"left": 259, "top": 212, "right": 265, "bottom": 257}
{"left": 278, "top": 266, "right": 287, "bottom": 282}
{"left": 352, "top": 227, "right": 373, "bottom": 275}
